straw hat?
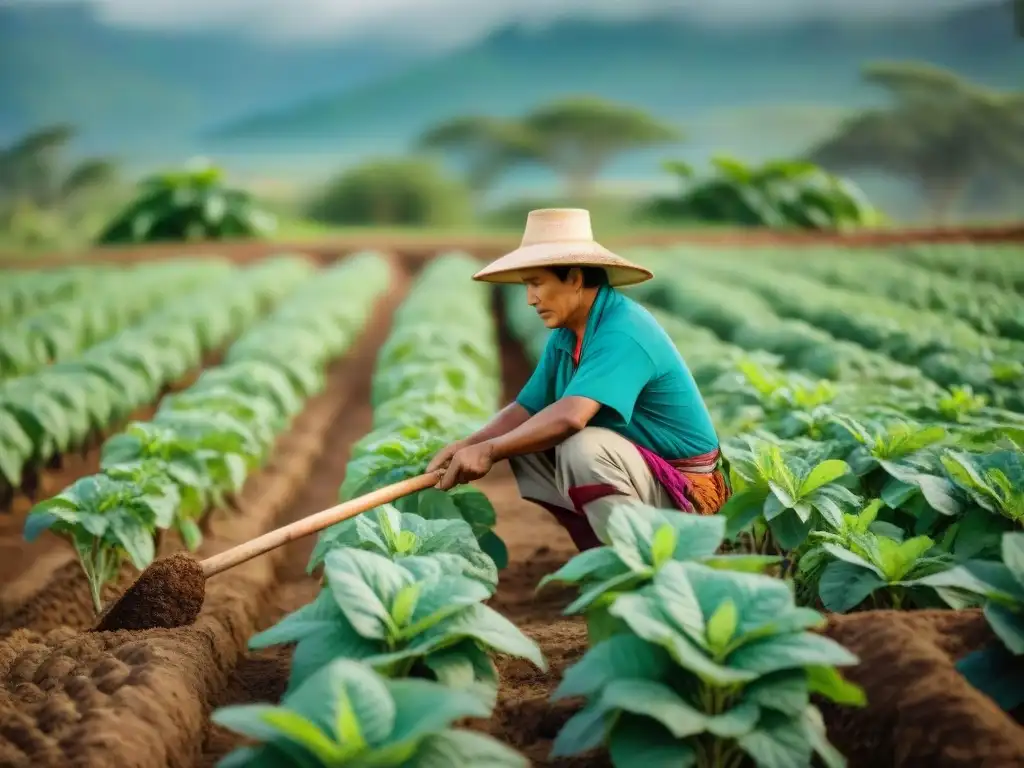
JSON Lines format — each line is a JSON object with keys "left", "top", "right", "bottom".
{"left": 472, "top": 208, "right": 653, "bottom": 287}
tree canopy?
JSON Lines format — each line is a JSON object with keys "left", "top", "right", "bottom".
{"left": 809, "top": 62, "right": 1024, "bottom": 222}
{"left": 416, "top": 116, "right": 541, "bottom": 200}
{"left": 415, "top": 96, "right": 681, "bottom": 201}
{"left": 0, "top": 123, "right": 116, "bottom": 215}
{"left": 522, "top": 96, "right": 681, "bottom": 198}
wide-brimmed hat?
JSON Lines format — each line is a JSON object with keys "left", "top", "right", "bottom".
{"left": 472, "top": 208, "right": 653, "bottom": 287}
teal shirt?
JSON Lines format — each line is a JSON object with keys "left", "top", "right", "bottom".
{"left": 516, "top": 285, "right": 719, "bottom": 459}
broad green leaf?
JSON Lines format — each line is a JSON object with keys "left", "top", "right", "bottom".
{"left": 806, "top": 665, "right": 866, "bottom": 706}
{"left": 538, "top": 546, "right": 625, "bottom": 590}
{"left": 727, "top": 632, "right": 858, "bottom": 676}
{"left": 553, "top": 633, "right": 673, "bottom": 701}
{"left": 409, "top": 730, "right": 528, "bottom": 768}
{"left": 818, "top": 561, "right": 886, "bottom": 613}
{"left": 606, "top": 714, "right": 697, "bottom": 767}
{"left": 598, "top": 679, "right": 709, "bottom": 738}
{"left": 323, "top": 548, "right": 411, "bottom": 640}
{"left": 798, "top": 460, "right": 849, "bottom": 495}
{"left": 650, "top": 524, "right": 677, "bottom": 569}
{"left": 706, "top": 598, "right": 738, "bottom": 651}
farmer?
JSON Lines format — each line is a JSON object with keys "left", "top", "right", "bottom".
{"left": 427, "top": 208, "right": 729, "bottom": 551}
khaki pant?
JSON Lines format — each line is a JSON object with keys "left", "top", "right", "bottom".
{"left": 509, "top": 426, "right": 674, "bottom": 551}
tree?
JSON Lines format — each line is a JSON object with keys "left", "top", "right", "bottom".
{"left": 523, "top": 96, "right": 682, "bottom": 198}
{"left": 416, "top": 116, "right": 541, "bottom": 201}
{"left": 306, "top": 157, "right": 471, "bottom": 228}
{"left": 0, "top": 123, "right": 116, "bottom": 219}
{"left": 808, "top": 63, "right": 1024, "bottom": 223}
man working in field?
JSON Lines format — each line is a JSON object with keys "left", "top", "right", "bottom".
{"left": 427, "top": 208, "right": 729, "bottom": 551}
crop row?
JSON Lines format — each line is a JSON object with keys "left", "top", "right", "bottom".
{"left": 734, "top": 246, "right": 1024, "bottom": 340}
{"left": 625, "top": 262, "right": 933, "bottom": 389}
{"left": 208, "top": 255, "right": 543, "bottom": 767}
{"left": 0, "top": 257, "right": 314, "bottom": 511}
{"left": 22, "top": 252, "right": 392, "bottom": 612}
{"left": 0, "top": 264, "right": 117, "bottom": 324}
{"left": 0, "top": 260, "right": 236, "bottom": 379}
{"left": 633, "top": 247, "right": 1024, "bottom": 410}
{"left": 505, "top": 258, "right": 1024, "bottom": 764}
{"left": 895, "top": 243, "right": 1024, "bottom": 293}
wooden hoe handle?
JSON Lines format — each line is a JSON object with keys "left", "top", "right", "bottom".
{"left": 199, "top": 471, "right": 443, "bottom": 578}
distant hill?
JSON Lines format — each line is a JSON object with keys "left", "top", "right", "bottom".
{"left": 0, "top": 2, "right": 418, "bottom": 155}
{"left": 206, "top": 0, "right": 1023, "bottom": 175}
{"left": 1, "top": 0, "right": 1020, "bottom": 201}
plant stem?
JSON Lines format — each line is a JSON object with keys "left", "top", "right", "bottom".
{"left": 890, "top": 588, "right": 904, "bottom": 611}
{"left": 86, "top": 543, "right": 106, "bottom": 614}
{"left": 722, "top": 744, "right": 745, "bottom": 768}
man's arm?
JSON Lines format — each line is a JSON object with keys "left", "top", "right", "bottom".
{"left": 434, "top": 396, "right": 600, "bottom": 490}
{"left": 426, "top": 402, "right": 531, "bottom": 473}
{"left": 486, "top": 396, "right": 600, "bottom": 461}
{"left": 462, "top": 402, "right": 532, "bottom": 446}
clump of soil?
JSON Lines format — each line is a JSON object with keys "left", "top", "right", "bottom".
{"left": 93, "top": 554, "right": 206, "bottom": 633}
{"left": 821, "top": 609, "right": 1024, "bottom": 768}
{"left": 0, "top": 626, "right": 207, "bottom": 768}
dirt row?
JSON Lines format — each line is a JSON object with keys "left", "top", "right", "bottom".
{"left": 4, "top": 222, "right": 1024, "bottom": 270}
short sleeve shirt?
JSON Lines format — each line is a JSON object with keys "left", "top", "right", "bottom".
{"left": 516, "top": 285, "right": 719, "bottom": 459}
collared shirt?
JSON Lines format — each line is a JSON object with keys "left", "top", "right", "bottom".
{"left": 516, "top": 284, "right": 719, "bottom": 460}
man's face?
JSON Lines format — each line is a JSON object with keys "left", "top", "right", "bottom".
{"left": 520, "top": 268, "right": 579, "bottom": 329}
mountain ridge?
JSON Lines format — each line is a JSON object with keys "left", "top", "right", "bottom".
{"left": 206, "top": 0, "right": 1021, "bottom": 154}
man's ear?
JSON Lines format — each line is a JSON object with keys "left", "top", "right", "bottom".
{"left": 569, "top": 267, "right": 584, "bottom": 289}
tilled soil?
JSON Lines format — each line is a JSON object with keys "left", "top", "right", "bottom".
{"left": 822, "top": 610, "right": 1024, "bottom": 768}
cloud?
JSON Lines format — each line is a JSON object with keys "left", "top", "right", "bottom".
{"left": 21, "top": 0, "right": 1002, "bottom": 47}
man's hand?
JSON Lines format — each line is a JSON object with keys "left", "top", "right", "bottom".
{"left": 426, "top": 440, "right": 466, "bottom": 474}
{"left": 436, "top": 442, "right": 495, "bottom": 490}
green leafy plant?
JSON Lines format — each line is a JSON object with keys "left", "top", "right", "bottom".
{"left": 550, "top": 561, "right": 864, "bottom": 767}
{"left": 99, "top": 420, "right": 243, "bottom": 547}
{"left": 212, "top": 657, "right": 526, "bottom": 767}
{"left": 250, "top": 548, "right": 546, "bottom": 704}
{"left": 721, "top": 440, "right": 859, "bottom": 553}
{"left": 97, "top": 159, "right": 276, "bottom": 244}
{"left": 539, "top": 503, "right": 779, "bottom": 642}
{"left": 643, "top": 156, "right": 881, "bottom": 231}
{"left": 810, "top": 530, "right": 953, "bottom": 612}
{"left": 307, "top": 505, "right": 498, "bottom": 591}
{"left": 941, "top": 450, "right": 1024, "bottom": 524}
{"left": 23, "top": 473, "right": 178, "bottom": 611}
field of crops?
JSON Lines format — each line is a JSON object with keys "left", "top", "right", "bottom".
{"left": 0, "top": 242, "right": 1022, "bottom": 768}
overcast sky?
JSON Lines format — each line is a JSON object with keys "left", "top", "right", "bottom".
{"left": 18, "top": 0, "right": 1000, "bottom": 46}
